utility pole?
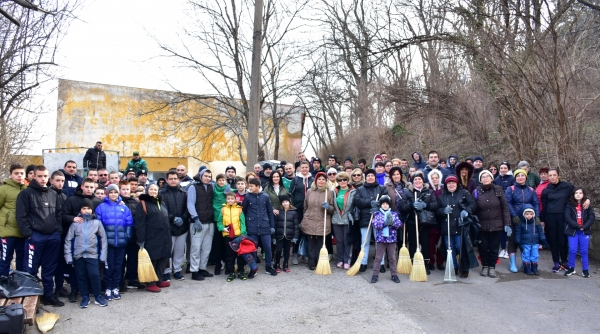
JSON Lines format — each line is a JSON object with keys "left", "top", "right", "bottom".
{"left": 247, "top": 0, "right": 263, "bottom": 168}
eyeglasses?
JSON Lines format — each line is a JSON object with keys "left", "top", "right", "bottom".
{"left": 99, "top": 174, "right": 108, "bottom": 176}
{"left": 352, "top": 174, "right": 361, "bottom": 177}
{"left": 337, "top": 179, "right": 348, "bottom": 182}
{"left": 489, "top": 168, "right": 497, "bottom": 171}
{"left": 328, "top": 173, "right": 337, "bottom": 176}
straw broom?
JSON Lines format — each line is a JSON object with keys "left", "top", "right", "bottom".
{"left": 138, "top": 247, "right": 158, "bottom": 283}
{"left": 315, "top": 189, "right": 332, "bottom": 275}
{"left": 410, "top": 192, "right": 427, "bottom": 282}
{"left": 444, "top": 211, "right": 457, "bottom": 283}
{"left": 347, "top": 194, "right": 380, "bottom": 276}
{"left": 397, "top": 223, "right": 412, "bottom": 274}
{"left": 36, "top": 312, "right": 59, "bottom": 333}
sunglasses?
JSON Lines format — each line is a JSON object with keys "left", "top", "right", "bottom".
{"left": 337, "top": 179, "right": 348, "bottom": 182}
{"left": 489, "top": 168, "right": 497, "bottom": 171}
{"left": 99, "top": 174, "right": 108, "bottom": 176}
{"left": 328, "top": 173, "right": 337, "bottom": 176}
{"left": 352, "top": 174, "right": 362, "bottom": 177}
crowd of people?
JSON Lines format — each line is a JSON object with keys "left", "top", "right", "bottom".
{"left": 0, "top": 145, "right": 594, "bottom": 310}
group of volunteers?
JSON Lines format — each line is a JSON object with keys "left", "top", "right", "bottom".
{"left": 0, "top": 142, "right": 594, "bottom": 310}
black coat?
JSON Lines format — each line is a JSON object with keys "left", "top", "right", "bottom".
{"left": 274, "top": 208, "right": 299, "bottom": 240}
{"left": 353, "top": 182, "right": 388, "bottom": 228}
{"left": 436, "top": 188, "right": 476, "bottom": 235}
{"left": 564, "top": 202, "right": 594, "bottom": 236}
{"left": 289, "top": 174, "right": 314, "bottom": 208}
{"left": 541, "top": 181, "right": 574, "bottom": 221}
{"left": 62, "top": 189, "right": 102, "bottom": 230}
{"left": 399, "top": 185, "right": 439, "bottom": 227}
{"left": 135, "top": 194, "right": 172, "bottom": 260}
{"left": 160, "top": 185, "right": 190, "bottom": 236}
{"left": 83, "top": 147, "right": 107, "bottom": 169}
{"left": 122, "top": 196, "right": 139, "bottom": 243}
{"left": 474, "top": 184, "right": 511, "bottom": 232}
{"left": 16, "top": 180, "right": 62, "bottom": 238}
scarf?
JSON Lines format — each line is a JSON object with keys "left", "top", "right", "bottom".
{"left": 379, "top": 208, "right": 391, "bottom": 237}
{"left": 376, "top": 172, "right": 386, "bottom": 186}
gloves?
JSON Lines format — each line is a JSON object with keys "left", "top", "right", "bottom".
{"left": 273, "top": 238, "right": 277, "bottom": 245}
{"left": 443, "top": 206, "right": 453, "bottom": 215}
{"left": 512, "top": 216, "right": 521, "bottom": 225}
{"left": 505, "top": 225, "right": 512, "bottom": 237}
{"left": 541, "top": 240, "right": 549, "bottom": 249}
{"left": 370, "top": 200, "right": 379, "bottom": 209}
{"left": 137, "top": 242, "right": 145, "bottom": 249}
{"left": 370, "top": 207, "right": 378, "bottom": 214}
{"left": 270, "top": 228, "right": 275, "bottom": 235}
{"left": 322, "top": 202, "right": 330, "bottom": 210}
{"left": 460, "top": 210, "right": 469, "bottom": 219}
{"left": 292, "top": 238, "right": 298, "bottom": 244}
{"left": 413, "top": 200, "right": 426, "bottom": 210}
{"left": 385, "top": 215, "right": 394, "bottom": 226}
{"left": 193, "top": 217, "right": 203, "bottom": 233}
{"left": 173, "top": 217, "right": 184, "bottom": 227}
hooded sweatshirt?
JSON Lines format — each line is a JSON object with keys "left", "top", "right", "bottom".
{"left": 411, "top": 151, "right": 426, "bottom": 170}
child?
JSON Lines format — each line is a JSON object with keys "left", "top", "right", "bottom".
{"left": 242, "top": 178, "right": 276, "bottom": 277}
{"left": 95, "top": 184, "right": 133, "bottom": 301}
{"left": 212, "top": 173, "right": 231, "bottom": 276}
{"left": 64, "top": 198, "right": 109, "bottom": 308}
{"left": 564, "top": 187, "right": 594, "bottom": 277}
{"left": 94, "top": 187, "right": 106, "bottom": 201}
{"left": 273, "top": 195, "right": 299, "bottom": 273}
{"left": 515, "top": 204, "right": 548, "bottom": 275}
{"left": 235, "top": 177, "right": 247, "bottom": 205}
{"left": 217, "top": 192, "right": 246, "bottom": 282}
{"left": 371, "top": 195, "right": 401, "bottom": 283}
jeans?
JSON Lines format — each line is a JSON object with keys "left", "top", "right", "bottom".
{"left": 568, "top": 231, "right": 589, "bottom": 270}
{"left": 443, "top": 234, "right": 461, "bottom": 268}
{"left": 332, "top": 225, "right": 351, "bottom": 264}
{"left": 104, "top": 247, "right": 126, "bottom": 290}
{"left": 248, "top": 234, "right": 273, "bottom": 267}
{"left": 521, "top": 244, "right": 539, "bottom": 263}
{"left": 0, "top": 237, "right": 24, "bottom": 276}
{"left": 190, "top": 222, "right": 214, "bottom": 272}
{"left": 75, "top": 258, "right": 101, "bottom": 297}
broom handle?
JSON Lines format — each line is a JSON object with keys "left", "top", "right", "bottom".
{"left": 447, "top": 212, "right": 451, "bottom": 249}
{"left": 323, "top": 189, "right": 328, "bottom": 247}
{"left": 414, "top": 191, "right": 419, "bottom": 249}
{"left": 359, "top": 194, "right": 380, "bottom": 250}
{"left": 402, "top": 223, "right": 406, "bottom": 247}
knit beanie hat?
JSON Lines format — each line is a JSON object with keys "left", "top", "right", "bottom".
{"left": 327, "top": 168, "right": 337, "bottom": 175}
{"left": 478, "top": 170, "right": 494, "bottom": 183}
{"left": 473, "top": 156, "right": 484, "bottom": 163}
{"left": 107, "top": 184, "right": 119, "bottom": 193}
{"left": 445, "top": 175, "right": 458, "bottom": 184}
{"left": 364, "top": 169, "right": 376, "bottom": 178}
{"left": 79, "top": 198, "right": 94, "bottom": 211}
{"left": 379, "top": 195, "right": 391, "bottom": 206}
{"left": 514, "top": 168, "right": 528, "bottom": 178}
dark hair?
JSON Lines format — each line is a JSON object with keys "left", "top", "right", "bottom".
{"left": 248, "top": 178, "right": 261, "bottom": 187}
{"left": 427, "top": 150, "right": 439, "bottom": 158}
{"left": 9, "top": 163, "right": 24, "bottom": 173}
{"left": 225, "top": 191, "right": 237, "bottom": 198}
{"left": 34, "top": 165, "right": 47, "bottom": 173}
{"left": 215, "top": 173, "right": 226, "bottom": 181}
{"left": 82, "top": 177, "right": 95, "bottom": 185}
{"left": 549, "top": 168, "right": 560, "bottom": 176}
{"left": 50, "top": 170, "right": 64, "bottom": 179}
{"left": 374, "top": 161, "right": 385, "bottom": 168}
{"left": 384, "top": 160, "right": 393, "bottom": 166}
{"left": 234, "top": 176, "right": 245, "bottom": 184}
{"left": 569, "top": 187, "right": 587, "bottom": 206}
{"left": 380, "top": 152, "right": 386, "bottom": 155}
{"left": 358, "top": 158, "right": 367, "bottom": 165}
{"left": 166, "top": 170, "right": 178, "bottom": 178}
{"left": 127, "top": 177, "right": 138, "bottom": 183}
{"left": 299, "top": 161, "right": 309, "bottom": 167}
{"left": 26, "top": 164, "right": 36, "bottom": 175}
{"left": 269, "top": 171, "right": 282, "bottom": 187}
{"left": 64, "top": 160, "right": 77, "bottom": 167}
{"left": 88, "top": 168, "right": 97, "bottom": 173}
{"left": 400, "top": 159, "right": 407, "bottom": 162}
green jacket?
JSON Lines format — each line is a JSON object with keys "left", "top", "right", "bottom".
{"left": 212, "top": 183, "right": 229, "bottom": 221}
{"left": 126, "top": 158, "right": 149, "bottom": 173}
{"left": 526, "top": 172, "right": 541, "bottom": 189}
{"left": 0, "top": 179, "right": 26, "bottom": 238}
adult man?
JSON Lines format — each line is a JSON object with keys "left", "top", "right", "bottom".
{"left": 517, "top": 161, "right": 541, "bottom": 189}
{"left": 176, "top": 165, "right": 194, "bottom": 189}
{"left": 83, "top": 141, "right": 106, "bottom": 170}
{"left": 87, "top": 168, "right": 99, "bottom": 183}
{"left": 399, "top": 159, "right": 410, "bottom": 180}
{"left": 0, "top": 163, "right": 27, "bottom": 277}
{"left": 326, "top": 155, "right": 341, "bottom": 171}
{"left": 289, "top": 161, "right": 314, "bottom": 264}
{"left": 186, "top": 169, "right": 215, "bottom": 281}
{"left": 282, "top": 163, "right": 296, "bottom": 191}
{"left": 16, "top": 166, "right": 64, "bottom": 306}
{"left": 137, "top": 170, "right": 154, "bottom": 189}
{"left": 125, "top": 168, "right": 136, "bottom": 180}
{"left": 259, "top": 164, "right": 272, "bottom": 188}
{"left": 125, "top": 151, "right": 148, "bottom": 174}
{"left": 311, "top": 158, "right": 324, "bottom": 177}
{"left": 357, "top": 158, "right": 367, "bottom": 172}
{"left": 380, "top": 152, "right": 388, "bottom": 161}
{"left": 60, "top": 160, "right": 83, "bottom": 198}
{"left": 344, "top": 157, "right": 353, "bottom": 168}
{"left": 225, "top": 165, "right": 237, "bottom": 188}
{"left": 253, "top": 163, "right": 262, "bottom": 175}
{"left": 48, "top": 171, "right": 68, "bottom": 299}
{"left": 294, "top": 151, "right": 308, "bottom": 171}
{"left": 97, "top": 168, "right": 109, "bottom": 187}
{"left": 446, "top": 154, "right": 459, "bottom": 175}
{"left": 472, "top": 156, "right": 484, "bottom": 185}
{"left": 422, "top": 151, "right": 450, "bottom": 182}
{"left": 161, "top": 170, "right": 189, "bottom": 281}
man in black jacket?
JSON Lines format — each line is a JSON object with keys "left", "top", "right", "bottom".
{"left": 83, "top": 141, "right": 107, "bottom": 170}
{"left": 160, "top": 170, "right": 190, "bottom": 281}
{"left": 16, "top": 166, "right": 64, "bottom": 307}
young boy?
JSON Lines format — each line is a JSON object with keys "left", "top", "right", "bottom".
{"left": 95, "top": 184, "right": 133, "bottom": 300}
{"left": 515, "top": 204, "right": 548, "bottom": 275}
{"left": 371, "top": 195, "right": 402, "bottom": 283}
{"left": 217, "top": 192, "right": 246, "bottom": 282}
{"left": 48, "top": 171, "right": 69, "bottom": 298}
{"left": 0, "top": 163, "right": 26, "bottom": 277}
{"left": 119, "top": 181, "right": 142, "bottom": 290}
{"left": 234, "top": 177, "right": 247, "bottom": 205}
{"left": 64, "top": 198, "right": 109, "bottom": 308}
{"left": 94, "top": 187, "right": 106, "bottom": 201}
{"left": 242, "top": 178, "right": 276, "bottom": 277}
{"left": 211, "top": 174, "right": 231, "bottom": 275}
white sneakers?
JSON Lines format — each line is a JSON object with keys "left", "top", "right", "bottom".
{"left": 499, "top": 249, "right": 509, "bottom": 259}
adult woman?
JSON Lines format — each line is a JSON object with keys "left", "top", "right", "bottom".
{"left": 488, "top": 163, "right": 499, "bottom": 179}
{"left": 384, "top": 160, "right": 393, "bottom": 184}
{"left": 385, "top": 167, "right": 405, "bottom": 251}
{"left": 136, "top": 184, "right": 172, "bottom": 292}
{"left": 331, "top": 172, "right": 356, "bottom": 269}
{"left": 535, "top": 167, "right": 550, "bottom": 213}
{"left": 494, "top": 161, "right": 514, "bottom": 191}
{"left": 474, "top": 170, "right": 511, "bottom": 278}
{"left": 541, "top": 169, "right": 588, "bottom": 272}
{"left": 456, "top": 162, "right": 476, "bottom": 193}
{"left": 326, "top": 168, "right": 338, "bottom": 190}
{"left": 264, "top": 171, "right": 290, "bottom": 214}
{"left": 399, "top": 171, "right": 438, "bottom": 275}
{"left": 505, "top": 169, "right": 539, "bottom": 272}
{"left": 300, "top": 172, "right": 334, "bottom": 270}
{"left": 350, "top": 168, "right": 364, "bottom": 188}
{"left": 349, "top": 168, "right": 365, "bottom": 264}
{"left": 427, "top": 169, "right": 445, "bottom": 271}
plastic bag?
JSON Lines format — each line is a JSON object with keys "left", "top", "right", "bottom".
{"left": 0, "top": 271, "right": 43, "bottom": 298}
{"left": 298, "top": 236, "right": 308, "bottom": 257}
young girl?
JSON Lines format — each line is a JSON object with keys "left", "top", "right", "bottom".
{"left": 564, "top": 187, "right": 594, "bottom": 277}
{"left": 273, "top": 195, "right": 299, "bottom": 273}
{"left": 371, "top": 195, "right": 402, "bottom": 283}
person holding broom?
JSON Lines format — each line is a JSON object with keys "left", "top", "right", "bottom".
{"left": 135, "top": 184, "right": 172, "bottom": 292}
{"left": 300, "top": 172, "right": 334, "bottom": 271}
{"left": 370, "top": 195, "right": 402, "bottom": 283}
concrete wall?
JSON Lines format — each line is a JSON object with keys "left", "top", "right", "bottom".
{"left": 590, "top": 210, "right": 600, "bottom": 261}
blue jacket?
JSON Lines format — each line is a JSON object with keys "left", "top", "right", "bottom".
{"left": 59, "top": 169, "right": 84, "bottom": 198}
{"left": 242, "top": 191, "right": 275, "bottom": 236}
{"left": 494, "top": 174, "right": 515, "bottom": 191}
{"left": 515, "top": 204, "right": 546, "bottom": 245}
{"left": 95, "top": 196, "right": 133, "bottom": 247}
{"left": 505, "top": 183, "right": 539, "bottom": 218}
{"left": 422, "top": 165, "right": 451, "bottom": 183}
{"left": 446, "top": 154, "right": 459, "bottom": 175}
{"left": 411, "top": 151, "right": 426, "bottom": 170}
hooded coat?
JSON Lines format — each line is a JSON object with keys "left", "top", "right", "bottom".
{"left": 59, "top": 169, "right": 84, "bottom": 198}
{"left": 494, "top": 173, "right": 515, "bottom": 191}
{"left": 64, "top": 213, "right": 107, "bottom": 263}
{"left": 446, "top": 154, "right": 459, "bottom": 175}
{"left": 506, "top": 182, "right": 540, "bottom": 218}
{"left": 372, "top": 209, "right": 402, "bottom": 243}
{"left": 264, "top": 182, "right": 291, "bottom": 211}
{"left": 399, "top": 183, "right": 439, "bottom": 226}
{"left": 0, "top": 179, "right": 26, "bottom": 238}
{"left": 95, "top": 196, "right": 134, "bottom": 247}
{"left": 242, "top": 191, "right": 275, "bottom": 236}
{"left": 300, "top": 182, "right": 335, "bottom": 236}
{"left": 411, "top": 151, "right": 426, "bottom": 170}
{"left": 289, "top": 173, "right": 314, "bottom": 209}
{"left": 515, "top": 204, "right": 546, "bottom": 245}
{"left": 474, "top": 184, "right": 511, "bottom": 232}
{"left": 16, "top": 180, "right": 62, "bottom": 238}
{"left": 274, "top": 206, "right": 299, "bottom": 240}
{"left": 564, "top": 201, "right": 595, "bottom": 236}
{"left": 455, "top": 162, "right": 477, "bottom": 193}
{"left": 135, "top": 194, "right": 172, "bottom": 260}
{"left": 436, "top": 184, "right": 477, "bottom": 235}
{"left": 62, "top": 188, "right": 102, "bottom": 233}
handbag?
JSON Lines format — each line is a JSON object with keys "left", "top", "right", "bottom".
{"left": 298, "top": 235, "right": 309, "bottom": 257}
{"left": 417, "top": 209, "right": 437, "bottom": 227}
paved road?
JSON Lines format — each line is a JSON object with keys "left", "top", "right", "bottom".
{"left": 28, "top": 248, "right": 597, "bottom": 333}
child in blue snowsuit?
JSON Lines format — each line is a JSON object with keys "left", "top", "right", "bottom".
{"left": 515, "top": 204, "right": 548, "bottom": 275}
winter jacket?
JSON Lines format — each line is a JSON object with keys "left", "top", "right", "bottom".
{"left": 472, "top": 167, "right": 484, "bottom": 186}
{"left": 64, "top": 214, "right": 107, "bottom": 263}
{"left": 50, "top": 187, "right": 67, "bottom": 236}
{"left": 289, "top": 173, "right": 314, "bottom": 209}
{"left": 125, "top": 158, "right": 149, "bottom": 174}
{"left": 541, "top": 181, "right": 574, "bottom": 221}
{"left": 187, "top": 181, "right": 214, "bottom": 223}
{"left": 135, "top": 194, "right": 172, "bottom": 260}
{"left": 0, "top": 179, "right": 26, "bottom": 238}
{"left": 446, "top": 154, "right": 459, "bottom": 175}
{"left": 526, "top": 172, "right": 541, "bottom": 189}
{"left": 399, "top": 184, "right": 439, "bottom": 226}
{"left": 506, "top": 183, "right": 540, "bottom": 218}
{"left": 515, "top": 204, "right": 546, "bottom": 245}
{"left": 436, "top": 187, "right": 477, "bottom": 236}
{"left": 411, "top": 151, "right": 426, "bottom": 170}
{"left": 160, "top": 185, "right": 190, "bottom": 236}
{"left": 564, "top": 202, "right": 595, "bottom": 236}
{"left": 494, "top": 174, "right": 515, "bottom": 191}
{"left": 83, "top": 147, "right": 106, "bottom": 170}
{"left": 300, "top": 183, "right": 334, "bottom": 236}
{"left": 62, "top": 189, "right": 102, "bottom": 233}
{"left": 473, "top": 184, "right": 511, "bottom": 232}
{"left": 217, "top": 203, "right": 246, "bottom": 237}
{"left": 422, "top": 165, "right": 451, "bottom": 183}
{"left": 385, "top": 181, "right": 404, "bottom": 211}
{"left": 282, "top": 174, "right": 295, "bottom": 192}
{"left": 95, "top": 196, "right": 133, "bottom": 247}
{"left": 264, "top": 184, "right": 290, "bottom": 211}
{"left": 535, "top": 180, "right": 550, "bottom": 213}
{"left": 60, "top": 170, "right": 84, "bottom": 198}
{"left": 456, "top": 162, "right": 477, "bottom": 193}
{"left": 372, "top": 210, "right": 402, "bottom": 243}
{"left": 16, "top": 180, "right": 62, "bottom": 238}
{"left": 258, "top": 171, "right": 271, "bottom": 189}
{"left": 274, "top": 207, "right": 299, "bottom": 241}
{"left": 242, "top": 191, "right": 275, "bottom": 236}
{"left": 353, "top": 182, "right": 388, "bottom": 228}
{"left": 332, "top": 186, "right": 356, "bottom": 225}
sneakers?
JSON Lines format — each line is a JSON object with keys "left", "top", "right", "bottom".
{"left": 564, "top": 267, "right": 576, "bottom": 276}
{"left": 191, "top": 272, "right": 205, "bottom": 281}
{"left": 158, "top": 281, "right": 170, "bottom": 288}
{"left": 265, "top": 267, "right": 277, "bottom": 276}
{"left": 112, "top": 289, "right": 121, "bottom": 300}
{"left": 227, "top": 273, "right": 236, "bottom": 282}
{"left": 105, "top": 289, "right": 113, "bottom": 301}
{"left": 488, "top": 268, "right": 497, "bottom": 278}
{"left": 163, "top": 273, "right": 171, "bottom": 282}
{"left": 336, "top": 262, "right": 343, "bottom": 268}
{"left": 42, "top": 295, "right": 65, "bottom": 307}
{"left": 237, "top": 272, "right": 247, "bottom": 280}
{"left": 127, "top": 280, "right": 146, "bottom": 289}
{"left": 344, "top": 263, "right": 350, "bottom": 270}
{"left": 283, "top": 267, "right": 290, "bottom": 273}
{"left": 247, "top": 268, "right": 258, "bottom": 279}
{"left": 199, "top": 270, "right": 214, "bottom": 278}
{"left": 145, "top": 285, "right": 161, "bottom": 293}
{"left": 359, "top": 264, "right": 367, "bottom": 272}
{"left": 214, "top": 265, "right": 221, "bottom": 276}
{"left": 561, "top": 262, "right": 570, "bottom": 271}
{"left": 173, "top": 272, "right": 185, "bottom": 280}
{"left": 292, "top": 254, "right": 298, "bottom": 265}
{"left": 80, "top": 295, "right": 90, "bottom": 309}
{"left": 480, "top": 266, "right": 488, "bottom": 277}
{"left": 55, "top": 287, "right": 69, "bottom": 298}
{"left": 552, "top": 262, "right": 561, "bottom": 273}
{"left": 68, "top": 291, "right": 78, "bottom": 303}
{"left": 499, "top": 249, "right": 509, "bottom": 259}
{"left": 391, "top": 275, "right": 400, "bottom": 283}
{"left": 380, "top": 266, "right": 386, "bottom": 273}
{"left": 370, "top": 275, "right": 378, "bottom": 283}
{"left": 94, "top": 295, "right": 108, "bottom": 307}
{"left": 582, "top": 270, "right": 590, "bottom": 278}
